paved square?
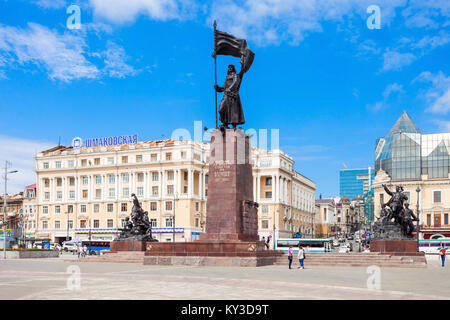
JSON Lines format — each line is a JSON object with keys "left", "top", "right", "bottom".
{"left": 0, "top": 254, "right": 448, "bottom": 300}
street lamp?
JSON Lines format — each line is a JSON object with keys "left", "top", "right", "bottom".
{"left": 3, "top": 160, "right": 18, "bottom": 259}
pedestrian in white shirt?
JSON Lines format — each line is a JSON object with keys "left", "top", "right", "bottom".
{"left": 298, "top": 246, "right": 305, "bottom": 269}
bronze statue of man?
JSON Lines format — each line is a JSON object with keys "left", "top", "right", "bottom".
{"left": 214, "top": 64, "right": 245, "bottom": 128}
{"left": 402, "top": 203, "right": 418, "bottom": 237}
{"left": 382, "top": 184, "right": 408, "bottom": 224}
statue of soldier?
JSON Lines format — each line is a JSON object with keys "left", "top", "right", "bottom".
{"left": 402, "top": 203, "right": 419, "bottom": 237}
{"left": 118, "top": 217, "right": 133, "bottom": 238}
{"left": 214, "top": 64, "right": 245, "bottom": 128}
{"left": 382, "top": 184, "right": 408, "bottom": 225}
{"left": 379, "top": 203, "right": 392, "bottom": 223}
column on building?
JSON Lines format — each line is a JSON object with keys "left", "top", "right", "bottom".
{"left": 276, "top": 175, "right": 280, "bottom": 203}
{"left": 144, "top": 171, "right": 148, "bottom": 199}
{"left": 188, "top": 169, "right": 193, "bottom": 198}
{"left": 271, "top": 174, "right": 275, "bottom": 202}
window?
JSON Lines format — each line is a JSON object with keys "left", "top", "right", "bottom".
{"left": 109, "top": 188, "right": 115, "bottom": 197}
{"left": 137, "top": 173, "right": 144, "bottom": 182}
{"left": 165, "top": 218, "right": 173, "bottom": 227}
{"left": 195, "top": 202, "right": 200, "bottom": 212}
{"left": 82, "top": 190, "right": 88, "bottom": 199}
{"left": 262, "top": 220, "right": 269, "bottom": 229}
{"left": 136, "top": 155, "right": 143, "bottom": 162}
{"left": 265, "top": 191, "right": 272, "bottom": 199}
{"left": 56, "top": 178, "right": 62, "bottom": 187}
{"left": 261, "top": 205, "right": 268, "bottom": 214}
{"left": 165, "top": 152, "right": 172, "bottom": 161}
{"left": 151, "top": 154, "right": 157, "bottom": 162}
{"left": 54, "top": 220, "right": 60, "bottom": 229}
{"left": 165, "top": 201, "right": 173, "bottom": 211}
{"left": 195, "top": 218, "right": 200, "bottom": 227}
{"left": 152, "top": 172, "right": 159, "bottom": 181}
{"left": 266, "top": 177, "right": 272, "bottom": 185}
{"left": 69, "top": 190, "right": 75, "bottom": 199}
{"left": 167, "top": 171, "right": 174, "bottom": 180}
{"left": 122, "top": 156, "right": 128, "bottom": 164}
{"left": 43, "top": 162, "right": 49, "bottom": 169}
{"left": 122, "top": 173, "right": 129, "bottom": 183}
{"left": 445, "top": 214, "right": 449, "bottom": 225}
{"left": 80, "top": 205, "right": 86, "bottom": 213}
{"left": 434, "top": 191, "right": 441, "bottom": 203}
{"left": 82, "top": 176, "right": 88, "bottom": 185}
{"left": 95, "top": 175, "right": 102, "bottom": 184}
{"left": 181, "top": 151, "right": 186, "bottom": 159}
{"left": 55, "top": 206, "right": 61, "bottom": 214}
{"left": 123, "top": 187, "right": 129, "bottom": 197}
{"left": 107, "top": 204, "right": 114, "bottom": 212}
{"left": 69, "top": 177, "right": 75, "bottom": 186}
{"left": 152, "top": 186, "right": 158, "bottom": 196}
{"left": 42, "top": 221, "right": 48, "bottom": 229}
{"left": 80, "top": 220, "right": 87, "bottom": 228}
{"left": 68, "top": 220, "right": 73, "bottom": 229}
{"left": 44, "top": 192, "right": 50, "bottom": 200}
{"left": 150, "top": 202, "right": 157, "bottom": 211}
{"left": 121, "top": 203, "right": 127, "bottom": 212}
{"left": 68, "top": 205, "right": 73, "bottom": 213}
{"left": 137, "top": 187, "right": 144, "bottom": 196}
{"left": 107, "top": 157, "right": 114, "bottom": 165}
{"left": 150, "top": 218, "right": 157, "bottom": 227}
{"left": 96, "top": 189, "right": 101, "bottom": 198}
{"left": 94, "top": 158, "right": 100, "bottom": 166}
{"left": 81, "top": 159, "right": 87, "bottom": 167}
{"left": 57, "top": 191, "right": 62, "bottom": 200}
{"left": 167, "top": 185, "right": 174, "bottom": 195}
{"left": 205, "top": 175, "right": 208, "bottom": 184}
{"left": 68, "top": 160, "right": 74, "bottom": 168}
{"left": 427, "top": 214, "right": 431, "bottom": 226}
{"left": 109, "top": 174, "right": 115, "bottom": 184}
{"left": 380, "top": 194, "right": 384, "bottom": 204}
{"left": 93, "top": 220, "right": 99, "bottom": 228}
{"left": 107, "top": 219, "right": 114, "bottom": 228}
{"left": 44, "top": 179, "right": 49, "bottom": 187}
{"left": 184, "top": 172, "right": 188, "bottom": 181}
{"left": 94, "top": 204, "right": 99, "bottom": 213}
{"left": 184, "top": 186, "right": 188, "bottom": 194}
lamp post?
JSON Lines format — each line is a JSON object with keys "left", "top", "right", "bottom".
{"left": 416, "top": 187, "right": 421, "bottom": 252}
{"left": 3, "top": 161, "right": 18, "bottom": 259}
{"left": 66, "top": 210, "right": 70, "bottom": 241}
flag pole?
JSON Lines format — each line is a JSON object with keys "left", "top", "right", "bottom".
{"left": 214, "top": 20, "right": 218, "bottom": 129}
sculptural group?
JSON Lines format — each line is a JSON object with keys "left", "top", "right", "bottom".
{"left": 374, "top": 184, "right": 418, "bottom": 239}
{"left": 115, "top": 194, "right": 158, "bottom": 242}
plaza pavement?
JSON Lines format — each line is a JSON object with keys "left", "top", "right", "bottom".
{"left": 0, "top": 253, "right": 448, "bottom": 300}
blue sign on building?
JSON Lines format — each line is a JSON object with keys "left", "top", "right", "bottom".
{"left": 72, "top": 135, "right": 138, "bottom": 148}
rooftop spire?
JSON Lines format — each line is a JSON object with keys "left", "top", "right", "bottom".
{"left": 387, "top": 111, "right": 421, "bottom": 136}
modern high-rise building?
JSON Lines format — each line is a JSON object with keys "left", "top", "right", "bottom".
{"left": 373, "top": 111, "right": 450, "bottom": 239}
{"left": 339, "top": 167, "right": 375, "bottom": 201}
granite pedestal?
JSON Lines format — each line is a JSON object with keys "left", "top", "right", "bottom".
{"left": 144, "top": 128, "right": 283, "bottom": 267}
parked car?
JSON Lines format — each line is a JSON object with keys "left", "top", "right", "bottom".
{"left": 62, "top": 242, "right": 78, "bottom": 252}
{"left": 50, "top": 243, "right": 61, "bottom": 251}
{"left": 347, "top": 235, "right": 354, "bottom": 240}
{"left": 33, "top": 243, "right": 42, "bottom": 249}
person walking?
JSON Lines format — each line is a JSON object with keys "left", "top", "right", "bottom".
{"left": 288, "top": 246, "right": 293, "bottom": 269}
{"left": 298, "top": 246, "right": 305, "bottom": 269}
{"left": 83, "top": 245, "right": 88, "bottom": 257}
{"left": 76, "top": 245, "right": 81, "bottom": 259}
{"left": 439, "top": 244, "right": 446, "bottom": 268}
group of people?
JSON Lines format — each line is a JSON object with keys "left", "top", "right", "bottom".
{"left": 288, "top": 245, "right": 307, "bottom": 270}
{"left": 76, "top": 245, "right": 89, "bottom": 258}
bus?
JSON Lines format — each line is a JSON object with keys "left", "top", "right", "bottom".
{"left": 419, "top": 238, "right": 450, "bottom": 254}
{"left": 275, "top": 238, "right": 334, "bottom": 253}
{"left": 81, "top": 241, "right": 111, "bottom": 255}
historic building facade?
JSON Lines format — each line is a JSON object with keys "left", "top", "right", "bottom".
{"left": 35, "top": 139, "right": 316, "bottom": 243}
{"left": 315, "top": 197, "right": 336, "bottom": 238}
{"left": 373, "top": 111, "right": 450, "bottom": 239}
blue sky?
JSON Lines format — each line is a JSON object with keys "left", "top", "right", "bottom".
{"left": 0, "top": 0, "right": 449, "bottom": 196}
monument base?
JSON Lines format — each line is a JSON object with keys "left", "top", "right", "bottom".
{"left": 370, "top": 240, "right": 420, "bottom": 254}
{"left": 143, "top": 241, "right": 283, "bottom": 267}
{"left": 110, "top": 241, "right": 147, "bottom": 252}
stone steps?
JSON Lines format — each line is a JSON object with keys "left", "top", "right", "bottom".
{"left": 74, "top": 251, "right": 145, "bottom": 263}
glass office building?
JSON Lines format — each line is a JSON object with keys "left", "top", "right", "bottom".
{"left": 339, "top": 168, "right": 374, "bottom": 201}
{"left": 375, "top": 111, "right": 450, "bottom": 180}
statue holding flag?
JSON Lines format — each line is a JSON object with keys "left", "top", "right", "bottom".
{"left": 212, "top": 21, "right": 255, "bottom": 129}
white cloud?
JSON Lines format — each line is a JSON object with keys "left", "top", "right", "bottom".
{"left": 414, "top": 71, "right": 450, "bottom": 114}
{"left": 0, "top": 135, "right": 54, "bottom": 194}
{"left": 381, "top": 49, "right": 416, "bottom": 72}
{"left": 402, "top": 0, "right": 450, "bottom": 29}
{"left": 102, "top": 41, "right": 139, "bottom": 78}
{"left": 0, "top": 23, "right": 100, "bottom": 82}
{"left": 33, "top": 0, "right": 68, "bottom": 9}
{"left": 383, "top": 83, "right": 404, "bottom": 99}
{"left": 209, "top": 0, "right": 407, "bottom": 46}
{"left": 367, "top": 83, "right": 404, "bottom": 112}
{"left": 89, "top": 0, "right": 198, "bottom": 24}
